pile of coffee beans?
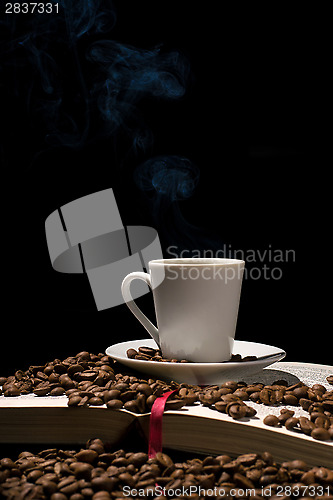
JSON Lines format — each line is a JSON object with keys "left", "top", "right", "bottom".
{"left": 261, "top": 384, "right": 333, "bottom": 441}
{"left": 1, "top": 352, "right": 332, "bottom": 442}
{"left": 0, "top": 440, "right": 332, "bottom": 499}
{"left": 0, "top": 352, "right": 187, "bottom": 414}
{"left": 126, "top": 346, "right": 258, "bottom": 363}
{"left": 207, "top": 379, "right": 333, "bottom": 441}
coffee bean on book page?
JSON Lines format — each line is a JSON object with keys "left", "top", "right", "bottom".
{"left": 263, "top": 415, "right": 280, "bottom": 427}
{"left": 283, "top": 393, "right": 299, "bottom": 405}
{"left": 278, "top": 409, "right": 294, "bottom": 424}
{"left": 299, "top": 417, "right": 316, "bottom": 435}
{"left": 4, "top": 386, "right": 21, "bottom": 396}
{"left": 106, "top": 399, "right": 123, "bottom": 409}
{"left": 260, "top": 389, "right": 276, "bottom": 405}
{"left": 311, "top": 427, "right": 331, "bottom": 441}
{"left": 1, "top": 349, "right": 332, "bottom": 444}
{"left": 226, "top": 402, "right": 247, "bottom": 419}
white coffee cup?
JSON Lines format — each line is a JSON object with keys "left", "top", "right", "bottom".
{"left": 121, "top": 258, "right": 245, "bottom": 362}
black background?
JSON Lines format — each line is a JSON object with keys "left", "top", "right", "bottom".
{"left": 1, "top": 2, "right": 330, "bottom": 375}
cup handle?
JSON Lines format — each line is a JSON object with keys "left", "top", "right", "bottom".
{"left": 121, "top": 272, "right": 160, "bottom": 347}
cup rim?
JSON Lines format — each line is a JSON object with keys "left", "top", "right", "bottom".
{"left": 149, "top": 258, "right": 245, "bottom": 266}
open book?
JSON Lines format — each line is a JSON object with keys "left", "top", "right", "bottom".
{"left": 0, "top": 362, "right": 332, "bottom": 468}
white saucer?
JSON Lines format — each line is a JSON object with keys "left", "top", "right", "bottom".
{"left": 105, "top": 339, "right": 286, "bottom": 385}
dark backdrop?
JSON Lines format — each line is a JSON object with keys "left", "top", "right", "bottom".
{"left": 1, "top": 2, "right": 329, "bottom": 374}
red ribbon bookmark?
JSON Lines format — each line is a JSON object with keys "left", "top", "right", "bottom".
{"left": 148, "top": 390, "right": 177, "bottom": 458}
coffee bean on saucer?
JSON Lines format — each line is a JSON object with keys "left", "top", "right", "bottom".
{"left": 138, "top": 346, "right": 158, "bottom": 356}
{"left": 126, "top": 349, "right": 138, "bottom": 359}
{"left": 125, "top": 346, "right": 258, "bottom": 363}
{"left": 326, "top": 375, "right": 333, "bottom": 385}
{"left": 135, "top": 355, "right": 151, "bottom": 361}
{"left": 241, "top": 356, "right": 258, "bottom": 362}
{"left": 229, "top": 354, "right": 242, "bottom": 362}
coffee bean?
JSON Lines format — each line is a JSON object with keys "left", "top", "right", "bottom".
{"left": 123, "top": 400, "right": 139, "bottom": 412}
{"left": 249, "top": 391, "right": 261, "bottom": 402}
{"left": 311, "top": 427, "right": 331, "bottom": 441}
{"left": 89, "top": 396, "right": 104, "bottom": 406}
{"left": 103, "top": 390, "right": 121, "bottom": 403}
{"left": 234, "top": 472, "right": 255, "bottom": 489}
{"left": 260, "top": 389, "right": 276, "bottom": 405}
{"left": 33, "top": 386, "right": 50, "bottom": 396}
{"left": 293, "top": 386, "right": 309, "bottom": 399}
{"left": 50, "top": 386, "right": 65, "bottom": 396}
{"left": 135, "top": 393, "right": 146, "bottom": 413}
{"left": 136, "top": 383, "right": 153, "bottom": 397}
{"left": 92, "top": 493, "right": 111, "bottom": 500}
{"left": 245, "top": 406, "right": 257, "bottom": 417}
{"left": 178, "top": 387, "right": 198, "bottom": 405}
{"left": 78, "top": 396, "right": 89, "bottom": 407}
{"left": 283, "top": 394, "right": 299, "bottom": 405}
{"left": 0, "top": 441, "right": 333, "bottom": 499}
{"left": 263, "top": 415, "right": 280, "bottom": 427}
{"left": 299, "top": 417, "right": 316, "bottom": 435}
{"left": 214, "top": 401, "right": 227, "bottom": 413}
{"left": 138, "top": 346, "right": 158, "bottom": 356}
{"left": 120, "top": 390, "right": 138, "bottom": 403}
{"left": 68, "top": 395, "right": 82, "bottom": 407}
{"left": 285, "top": 417, "right": 299, "bottom": 430}
{"left": 221, "top": 393, "right": 240, "bottom": 403}
{"left": 227, "top": 403, "right": 247, "bottom": 419}
{"left": 278, "top": 409, "right": 295, "bottom": 424}
{"left": 4, "top": 386, "right": 21, "bottom": 397}
{"left": 233, "top": 389, "right": 249, "bottom": 400}
{"left": 53, "top": 363, "right": 67, "bottom": 375}
{"left": 155, "top": 452, "right": 174, "bottom": 469}
{"left": 314, "top": 415, "right": 330, "bottom": 429}
{"left": 59, "top": 481, "right": 79, "bottom": 495}
{"left": 75, "top": 449, "right": 98, "bottom": 464}
{"left": 299, "top": 398, "right": 312, "bottom": 411}
{"left": 106, "top": 399, "right": 123, "bottom": 409}
{"left": 164, "top": 399, "right": 186, "bottom": 411}
{"left": 326, "top": 375, "right": 333, "bottom": 385}
{"left": 128, "top": 452, "right": 148, "bottom": 467}
{"left": 146, "top": 394, "right": 157, "bottom": 408}
{"left": 312, "top": 384, "right": 327, "bottom": 394}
